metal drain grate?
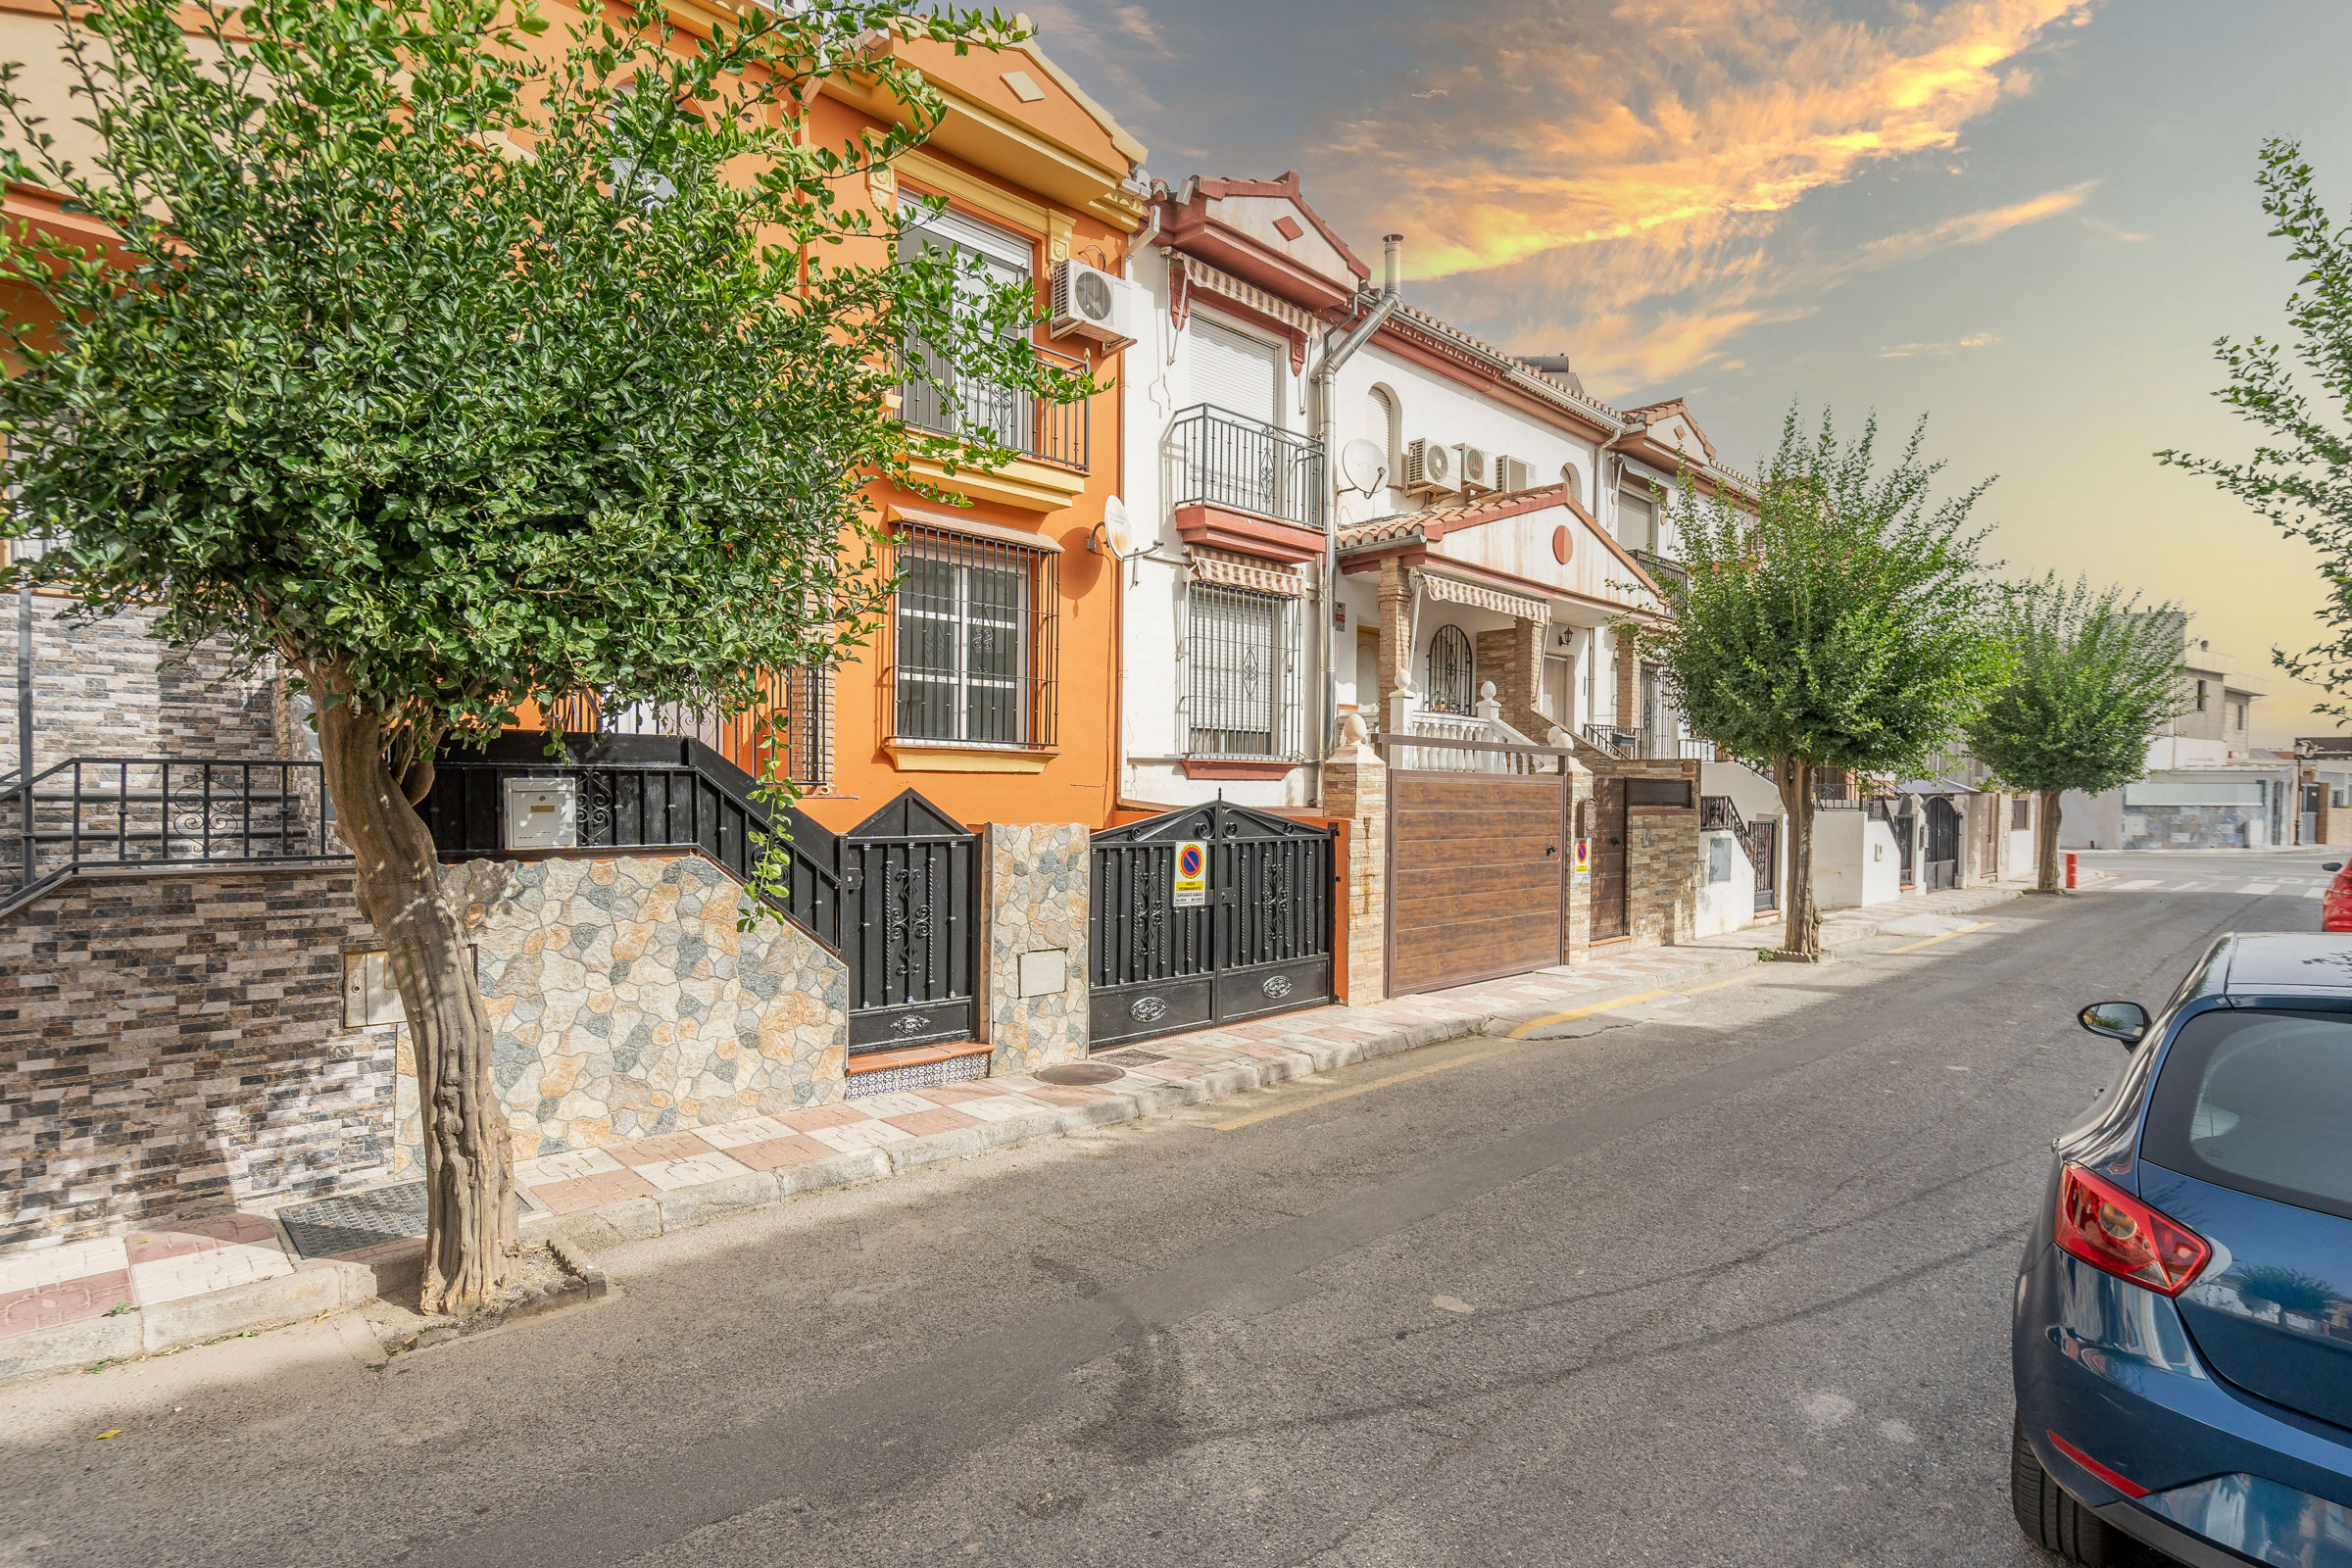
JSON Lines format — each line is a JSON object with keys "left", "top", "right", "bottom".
{"left": 1096, "top": 1049, "right": 1167, "bottom": 1066}
{"left": 276, "top": 1182, "right": 542, "bottom": 1261}
{"left": 845, "top": 1052, "right": 992, "bottom": 1099}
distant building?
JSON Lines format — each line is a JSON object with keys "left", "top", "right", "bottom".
{"left": 2061, "top": 628, "right": 2292, "bottom": 850}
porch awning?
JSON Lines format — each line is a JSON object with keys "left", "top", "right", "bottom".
{"left": 1189, "top": 548, "right": 1309, "bottom": 598}
{"left": 1419, "top": 570, "right": 1550, "bottom": 626}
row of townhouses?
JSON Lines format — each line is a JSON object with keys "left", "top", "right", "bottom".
{"left": 0, "top": 18, "right": 2078, "bottom": 1266}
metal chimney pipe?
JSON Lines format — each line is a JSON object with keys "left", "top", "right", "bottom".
{"left": 1383, "top": 233, "right": 1402, "bottom": 295}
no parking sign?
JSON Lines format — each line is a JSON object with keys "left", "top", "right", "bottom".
{"left": 1173, "top": 840, "right": 1207, "bottom": 907}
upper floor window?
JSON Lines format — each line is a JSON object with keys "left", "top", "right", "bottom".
{"left": 890, "top": 523, "right": 1059, "bottom": 750}
{"left": 1426, "top": 625, "right": 1475, "bottom": 715}
{"left": 2195, "top": 678, "right": 2208, "bottom": 711}
{"left": 899, "top": 199, "right": 1038, "bottom": 455}
{"left": 1617, "top": 490, "right": 1656, "bottom": 553}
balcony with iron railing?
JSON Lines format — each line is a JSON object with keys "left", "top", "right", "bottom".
{"left": 1632, "top": 548, "right": 1688, "bottom": 592}
{"left": 1169, "top": 404, "right": 1326, "bottom": 549}
{"left": 899, "top": 338, "right": 1089, "bottom": 473}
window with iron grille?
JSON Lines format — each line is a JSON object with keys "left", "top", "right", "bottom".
{"left": 1185, "top": 582, "right": 1300, "bottom": 759}
{"left": 1425, "top": 624, "right": 1475, "bottom": 714}
{"left": 890, "top": 525, "right": 1058, "bottom": 748}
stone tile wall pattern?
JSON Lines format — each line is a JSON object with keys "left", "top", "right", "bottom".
{"left": 1, "top": 597, "right": 287, "bottom": 764}
{"left": 0, "top": 867, "right": 394, "bottom": 1249}
{"left": 982, "top": 823, "right": 1089, "bottom": 1073}
{"left": 1320, "top": 741, "right": 1387, "bottom": 1004}
{"left": 444, "top": 856, "right": 850, "bottom": 1162}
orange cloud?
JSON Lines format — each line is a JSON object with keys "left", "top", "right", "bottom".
{"left": 1309, "top": 0, "right": 2099, "bottom": 389}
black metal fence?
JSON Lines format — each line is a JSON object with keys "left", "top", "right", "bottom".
{"left": 1089, "top": 801, "right": 1334, "bottom": 1050}
{"left": 901, "top": 339, "right": 1090, "bottom": 471}
{"left": 549, "top": 667, "right": 831, "bottom": 792}
{"left": 4, "top": 758, "right": 342, "bottom": 910}
{"left": 1169, "top": 403, "right": 1324, "bottom": 531}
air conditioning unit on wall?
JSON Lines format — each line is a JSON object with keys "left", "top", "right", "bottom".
{"left": 1497, "top": 455, "right": 1535, "bottom": 493}
{"left": 1049, "top": 258, "right": 1139, "bottom": 349}
{"left": 1454, "top": 444, "right": 1494, "bottom": 495}
{"left": 1402, "top": 437, "right": 1458, "bottom": 497}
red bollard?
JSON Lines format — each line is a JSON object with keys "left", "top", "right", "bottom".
{"left": 2065, "top": 852, "right": 2078, "bottom": 889}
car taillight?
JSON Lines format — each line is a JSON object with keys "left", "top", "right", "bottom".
{"left": 2056, "top": 1163, "right": 2210, "bottom": 1296}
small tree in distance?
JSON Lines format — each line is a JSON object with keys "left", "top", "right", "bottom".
{"left": 1642, "top": 409, "right": 2011, "bottom": 958}
{"left": 0, "top": 0, "right": 1073, "bottom": 1312}
{"left": 1965, "top": 577, "right": 2186, "bottom": 892}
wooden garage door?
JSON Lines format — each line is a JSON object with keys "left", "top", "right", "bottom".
{"left": 1388, "top": 771, "right": 1568, "bottom": 995}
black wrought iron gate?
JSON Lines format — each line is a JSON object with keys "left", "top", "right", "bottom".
{"left": 838, "top": 792, "right": 979, "bottom": 1053}
{"left": 1089, "top": 802, "right": 1335, "bottom": 1051}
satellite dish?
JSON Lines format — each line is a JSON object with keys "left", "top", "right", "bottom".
{"left": 1099, "top": 495, "right": 1133, "bottom": 558}
{"left": 1339, "top": 439, "right": 1389, "bottom": 496}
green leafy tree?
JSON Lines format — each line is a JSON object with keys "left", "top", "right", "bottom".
{"left": 1966, "top": 577, "right": 2186, "bottom": 892}
{"left": 0, "top": 0, "right": 1074, "bottom": 1311}
{"left": 2159, "top": 139, "right": 2352, "bottom": 712}
{"left": 1642, "top": 410, "right": 2010, "bottom": 957}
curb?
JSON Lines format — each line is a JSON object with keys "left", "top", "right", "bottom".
{"left": 0, "top": 883, "right": 2034, "bottom": 1388}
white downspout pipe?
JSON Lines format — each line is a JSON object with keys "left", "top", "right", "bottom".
{"left": 1310, "top": 234, "right": 1402, "bottom": 796}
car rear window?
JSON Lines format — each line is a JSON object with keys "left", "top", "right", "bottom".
{"left": 2142, "top": 1009, "right": 2352, "bottom": 1220}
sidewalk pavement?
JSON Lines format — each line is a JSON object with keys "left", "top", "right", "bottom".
{"left": 0, "top": 879, "right": 2030, "bottom": 1386}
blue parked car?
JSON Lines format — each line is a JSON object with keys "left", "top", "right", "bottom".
{"left": 2013, "top": 932, "right": 2352, "bottom": 1566}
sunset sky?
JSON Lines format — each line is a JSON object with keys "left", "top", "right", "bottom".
{"left": 1036, "top": 0, "right": 2352, "bottom": 747}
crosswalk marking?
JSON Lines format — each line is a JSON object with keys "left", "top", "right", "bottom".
{"left": 2118, "top": 878, "right": 2162, "bottom": 890}
{"left": 2305, "top": 886, "right": 2326, "bottom": 899}
{"left": 2239, "top": 882, "right": 2280, "bottom": 895}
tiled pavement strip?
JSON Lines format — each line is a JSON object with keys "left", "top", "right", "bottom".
{"left": 0, "top": 877, "right": 2045, "bottom": 1384}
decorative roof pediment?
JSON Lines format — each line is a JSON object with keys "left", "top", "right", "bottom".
{"left": 1338, "top": 483, "right": 1666, "bottom": 619}
{"left": 1621, "top": 398, "right": 1717, "bottom": 465}
{"left": 1157, "top": 172, "right": 1366, "bottom": 315}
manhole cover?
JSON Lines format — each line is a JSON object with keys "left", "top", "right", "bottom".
{"left": 1034, "top": 1063, "right": 1125, "bottom": 1087}
{"left": 277, "top": 1182, "right": 541, "bottom": 1260}
{"left": 1098, "top": 1049, "right": 1167, "bottom": 1066}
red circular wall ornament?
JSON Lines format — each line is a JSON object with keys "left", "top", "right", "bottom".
{"left": 1551, "top": 524, "right": 1573, "bottom": 564}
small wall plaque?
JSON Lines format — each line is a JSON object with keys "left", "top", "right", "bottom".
{"left": 343, "top": 951, "right": 405, "bottom": 1028}
{"left": 1017, "top": 949, "right": 1068, "bottom": 999}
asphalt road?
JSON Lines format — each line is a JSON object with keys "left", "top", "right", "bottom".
{"left": 0, "top": 872, "right": 2323, "bottom": 1568}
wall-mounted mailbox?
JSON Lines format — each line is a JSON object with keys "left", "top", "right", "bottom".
{"left": 503, "top": 776, "right": 579, "bottom": 851}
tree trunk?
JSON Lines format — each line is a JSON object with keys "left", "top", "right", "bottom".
{"left": 314, "top": 688, "right": 514, "bottom": 1315}
{"left": 1777, "top": 757, "right": 1822, "bottom": 957}
{"left": 2037, "top": 788, "right": 2065, "bottom": 894}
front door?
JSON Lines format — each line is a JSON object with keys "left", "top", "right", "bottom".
{"left": 839, "top": 791, "right": 981, "bottom": 1052}
{"left": 1590, "top": 776, "right": 1629, "bottom": 939}
{"left": 1924, "top": 797, "right": 1960, "bottom": 891}
{"left": 1750, "top": 815, "right": 1778, "bottom": 914}
{"left": 1088, "top": 802, "right": 1335, "bottom": 1050}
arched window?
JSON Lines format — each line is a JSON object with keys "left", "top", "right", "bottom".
{"left": 1425, "top": 625, "right": 1475, "bottom": 714}
{"left": 1365, "top": 385, "right": 1399, "bottom": 480}
{"left": 1560, "top": 461, "right": 1584, "bottom": 507}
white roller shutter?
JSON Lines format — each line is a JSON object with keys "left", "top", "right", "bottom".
{"left": 1190, "top": 316, "right": 1283, "bottom": 426}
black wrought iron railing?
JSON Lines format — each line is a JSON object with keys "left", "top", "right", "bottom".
{"left": 900, "top": 339, "right": 1089, "bottom": 472}
{"left": 4, "top": 758, "right": 341, "bottom": 911}
{"left": 1170, "top": 403, "right": 1325, "bottom": 532}
{"left": 421, "top": 732, "right": 843, "bottom": 950}
{"left": 1633, "top": 548, "right": 1688, "bottom": 591}
{"left": 1699, "top": 795, "right": 1743, "bottom": 834}
{"left": 1582, "top": 723, "right": 1638, "bottom": 757}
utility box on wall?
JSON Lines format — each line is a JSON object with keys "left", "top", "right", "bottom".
{"left": 1017, "top": 949, "right": 1069, "bottom": 999}
{"left": 503, "top": 776, "right": 579, "bottom": 851}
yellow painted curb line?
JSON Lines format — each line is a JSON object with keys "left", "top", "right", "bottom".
{"left": 1886, "top": 920, "right": 1994, "bottom": 955}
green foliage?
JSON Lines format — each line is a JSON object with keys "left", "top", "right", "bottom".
{"left": 1965, "top": 576, "right": 2185, "bottom": 799}
{"left": 0, "top": 0, "right": 1076, "bottom": 766}
{"left": 2159, "top": 139, "right": 2352, "bottom": 715}
{"left": 1642, "top": 408, "right": 2010, "bottom": 776}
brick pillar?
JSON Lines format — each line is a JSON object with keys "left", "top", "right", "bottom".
{"left": 1564, "top": 758, "right": 1592, "bottom": 966}
{"left": 1375, "top": 559, "right": 1412, "bottom": 725}
{"left": 1321, "top": 717, "right": 1387, "bottom": 1004}
{"left": 1613, "top": 627, "right": 1637, "bottom": 728}
{"left": 1474, "top": 616, "right": 1548, "bottom": 739}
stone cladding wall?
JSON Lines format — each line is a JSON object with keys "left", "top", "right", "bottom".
{"left": 1611, "top": 759, "right": 1702, "bottom": 948}
{"left": 2120, "top": 804, "right": 2262, "bottom": 852}
{"left": 0, "top": 596, "right": 289, "bottom": 766}
{"left": 0, "top": 865, "right": 393, "bottom": 1249}
{"left": 1472, "top": 620, "right": 1548, "bottom": 741}
{"left": 981, "top": 823, "right": 1089, "bottom": 1073}
{"left": 438, "top": 856, "right": 849, "bottom": 1164}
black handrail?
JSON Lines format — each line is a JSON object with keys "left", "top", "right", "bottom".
{"left": 900, "top": 339, "right": 1090, "bottom": 472}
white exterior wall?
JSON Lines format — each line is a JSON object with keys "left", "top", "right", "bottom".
{"left": 1813, "top": 810, "right": 1902, "bottom": 908}
{"left": 1695, "top": 828, "right": 1753, "bottom": 938}
{"left": 1115, "top": 241, "right": 1314, "bottom": 809}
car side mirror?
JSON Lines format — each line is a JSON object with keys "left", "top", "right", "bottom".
{"left": 2079, "top": 1001, "right": 2149, "bottom": 1047}
{"left": 2327, "top": 862, "right": 2344, "bottom": 873}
